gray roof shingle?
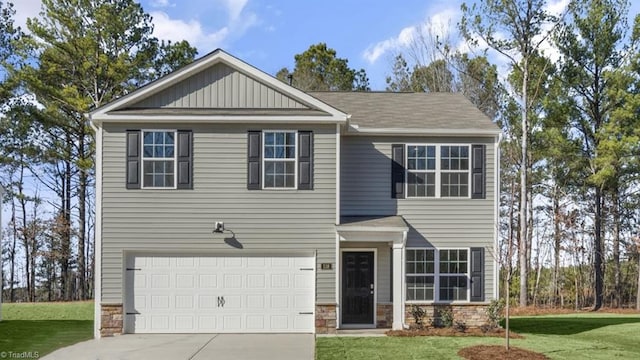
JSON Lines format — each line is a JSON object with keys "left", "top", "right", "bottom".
{"left": 309, "top": 92, "right": 500, "bottom": 134}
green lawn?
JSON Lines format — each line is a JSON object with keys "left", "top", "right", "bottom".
{"left": 0, "top": 301, "right": 94, "bottom": 357}
{"left": 316, "top": 313, "right": 640, "bottom": 360}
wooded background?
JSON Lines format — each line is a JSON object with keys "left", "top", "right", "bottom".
{"left": 1, "top": 0, "right": 639, "bottom": 310}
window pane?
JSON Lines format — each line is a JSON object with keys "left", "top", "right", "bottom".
{"left": 144, "top": 145, "right": 153, "bottom": 157}
{"left": 154, "top": 131, "right": 163, "bottom": 144}
{"left": 143, "top": 160, "right": 174, "bottom": 187}
{"left": 441, "top": 146, "right": 450, "bottom": 157}
{"left": 286, "top": 145, "right": 295, "bottom": 158}
{"left": 461, "top": 146, "right": 469, "bottom": 157}
{"left": 165, "top": 132, "right": 174, "bottom": 144}
{"left": 264, "top": 146, "right": 274, "bottom": 158}
{"left": 427, "top": 146, "right": 435, "bottom": 157}
{"left": 143, "top": 132, "right": 153, "bottom": 145}
{"left": 165, "top": 145, "right": 174, "bottom": 157}
{"left": 408, "top": 146, "right": 417, "bottom": 157}
{"left": 407, "top": 250, "right": 415, "bottom": 262}
{"left": 286, "top": 132, "right": 296, "bottom": 145}
{"left": 265, "top": 132, "right": 274, "bottom": 145}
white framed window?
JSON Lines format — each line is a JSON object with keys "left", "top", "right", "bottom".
{"left": 406, "top": 249, "right": 435, "bottom": 301}
{"left": 142, "top": 130, "right": 176, "bottom": 188}
{"left": 263, "top": 131, "right": 297, "bottom": 189}
{"left": 406, "top": 248, "right": 470, "bottom": 302}
{"left": 406, "top": 144, "right": 470, "bottom": 198}
{"left": 439, "top": 249, "right": 469, "bottom": 301}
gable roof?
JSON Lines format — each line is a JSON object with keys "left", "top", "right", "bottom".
{"left": 88, "top": 49, "right": 348, "bottom": 124}
{"left": 310, "top": 92, "right": 501, "bottom": 136}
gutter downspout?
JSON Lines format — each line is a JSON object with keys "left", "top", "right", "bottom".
{"left": 88, "top": 116, "right": 103, "bottom": 338}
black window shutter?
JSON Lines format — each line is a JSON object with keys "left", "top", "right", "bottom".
{"left": 298, "top": 131, "right": 313, "bottom": 190}
{"left": 247, "top": 131, "right": 262, "bottom": 190}
{"left": 471, "top": 144, "right": 486, "bottom": 199}
{"left": 176, "top": 130, "right": 193, "bottom": 189}
{"left": 470, "top": 247, "right": 484, "bottom": 302}
{"left": 391, "top": 144, "right": 405, "bottom": 199}
{"left": 126, "top": 130, "right": 141, "bottom": 189}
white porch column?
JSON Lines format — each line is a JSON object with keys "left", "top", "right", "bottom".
{"left": 392, "top": 240, "right": 405, "bottom": 330}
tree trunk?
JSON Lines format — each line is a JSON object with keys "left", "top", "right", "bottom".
{"left": 612, "top": 189, "right": 620, "bottom": 308}
{"left": 78, "top": 138, "right": 87, "bottom": 300}
{"left": 637, "top": 253, "right": 640, "bottom": 311}
{"left": 593, "top": 187, "right": 603, "bottom": 310}
{"left": 519, "top": 56, "right": 529, "bottom": 308}
{"left": 60, "top": 132, "right": 73, "bottom": 301}
{"left": 9, "top": 201, "right": 17, "bottom": 302}
{"left": 552, "top": 190, "right": 561, "bottom": 307}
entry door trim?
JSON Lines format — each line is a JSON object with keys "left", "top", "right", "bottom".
{"left": 339, "top": 248, "right": 377, "bottom": 328}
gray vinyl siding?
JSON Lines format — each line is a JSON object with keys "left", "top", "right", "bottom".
{"left": 130, "top": 63, "right": 309, "bottom": 109}
{"left": 341, "top": 135, "right": 497, "bottom": 300}
{"left": 101, "top": 124, "right": 337, "bottom": 304}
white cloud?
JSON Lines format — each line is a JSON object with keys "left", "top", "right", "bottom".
{"left": 150, "top": 11, "right": 229, "bottom": 50}
{"left": 11, "top": 0, "right": 42, "bottom": 30}
{"left": 221, "top": 0, "right": 248, "bottom": 22}
{"left": 150, "top": 0, "right": 174, "bottom": 8}
{"left": 363, "top": 7, "right": 460, "bottom": 64}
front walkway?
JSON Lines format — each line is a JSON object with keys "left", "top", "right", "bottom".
{"left": 42, "top": 334, "right": 314, "bottom": 360}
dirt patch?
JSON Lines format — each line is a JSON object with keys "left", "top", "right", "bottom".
{"left": 509, "top": 306, "right": 640, "bottom": 316}
{"left": 386, "top": 327, "right": 523, "bottom": 338}
{"left": 458, "top": 345, "right": 548, "bottom": 360}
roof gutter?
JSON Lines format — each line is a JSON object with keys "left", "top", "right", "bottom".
{"left": 345, "top": 126, "right": 502, "bottom": 137}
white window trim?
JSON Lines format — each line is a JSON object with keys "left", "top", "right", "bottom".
{"left": 405, "top": 247, "right": 471, "bottom": 303}
{"left": 141, "top": 129, "right": 178, "bottom": 190}
{"left": 405, "top": 144, "right": 472, "bottom": 199}
{"left": 262, "top": 130, "right": 298, "bottom": 190}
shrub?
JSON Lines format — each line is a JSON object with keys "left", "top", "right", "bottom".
{"left": 454, "top": 320, "right": 467, "bottom": 332}
{"left": 486, "top": 299, "right": 505, "bottom": 329}
{"left": 432, "top": 307, "right": 454, "bottom": 328}
{"left": 440, "top": 307, "right": 454, "bottom": 328}
{"left": 410, "top": 305, "right": 427, "bottom": 329}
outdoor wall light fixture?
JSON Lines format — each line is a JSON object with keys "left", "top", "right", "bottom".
{"left": 213, "top": 221, "right": 225, "bottom": 233}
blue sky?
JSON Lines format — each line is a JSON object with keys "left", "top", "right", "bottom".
{"left": 13, "top": 1, "right": 640, "bottom": 89}
{"left": 8, "top": 0, "right": 501, "bottom": 90}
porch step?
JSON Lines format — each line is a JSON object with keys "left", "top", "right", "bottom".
{"left": 334, "top": 328, "right": 389, "bottom": 337}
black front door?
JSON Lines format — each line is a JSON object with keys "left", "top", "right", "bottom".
{"left": 342, "top": 251, "right": 374, "bottom": 324}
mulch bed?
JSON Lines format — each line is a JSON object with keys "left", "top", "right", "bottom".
{"left": 386, "top": 327, "right": 523, "bottom": 338}
{"left": 458, "top": 345, "right": 548, "bottom": 360}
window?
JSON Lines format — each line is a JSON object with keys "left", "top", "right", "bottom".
{"left": 407, "top": 146, "right": 436, "bottom": 197}
{"left": 263, "top": 131, "right": 296, "bottom": 189}
{"left": 440, "top": 146, "right": 469, "bottom": 197}
{"left": 142, "top": 130, "right": 176, "bottom": 188}
{"left": 406, "top": 248, "right": 470, "bottom": 302}
{"left": 406, "top": 144, "right": 470, "bottom": 198}
{"left": 406, "top": 249, "right": 435, "bottom": 301}
{"left": 439, "top": 249, "right": 468, "bottom": 301}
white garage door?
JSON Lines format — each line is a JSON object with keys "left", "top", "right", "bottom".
{"left": 124, "top": 255, "right": 315, "bottom": 333}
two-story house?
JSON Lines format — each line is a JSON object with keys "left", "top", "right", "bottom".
{"left": 89, "top": 50, "right": 500, "bottom": 338}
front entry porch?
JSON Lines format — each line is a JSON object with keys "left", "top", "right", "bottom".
{"left": 336, "top": 216, "right": 408, "bottom": 331}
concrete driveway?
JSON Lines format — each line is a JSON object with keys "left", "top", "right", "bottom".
{"left": 42, "top": 334, "right": 315, "bottom": 360}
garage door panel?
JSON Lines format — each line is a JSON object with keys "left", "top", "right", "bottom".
{"left": 127, "top": 255, "right": 315, "bottom": 333}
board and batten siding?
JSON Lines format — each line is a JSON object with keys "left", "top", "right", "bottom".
{"left": 100, "top": 124, "right": 337, "bottom": 304}
{"left": 130, "top": 63, "right": 309, "bottom": 109}
{"left": 340, "top": 135, "right": 497, "bottom": 300}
